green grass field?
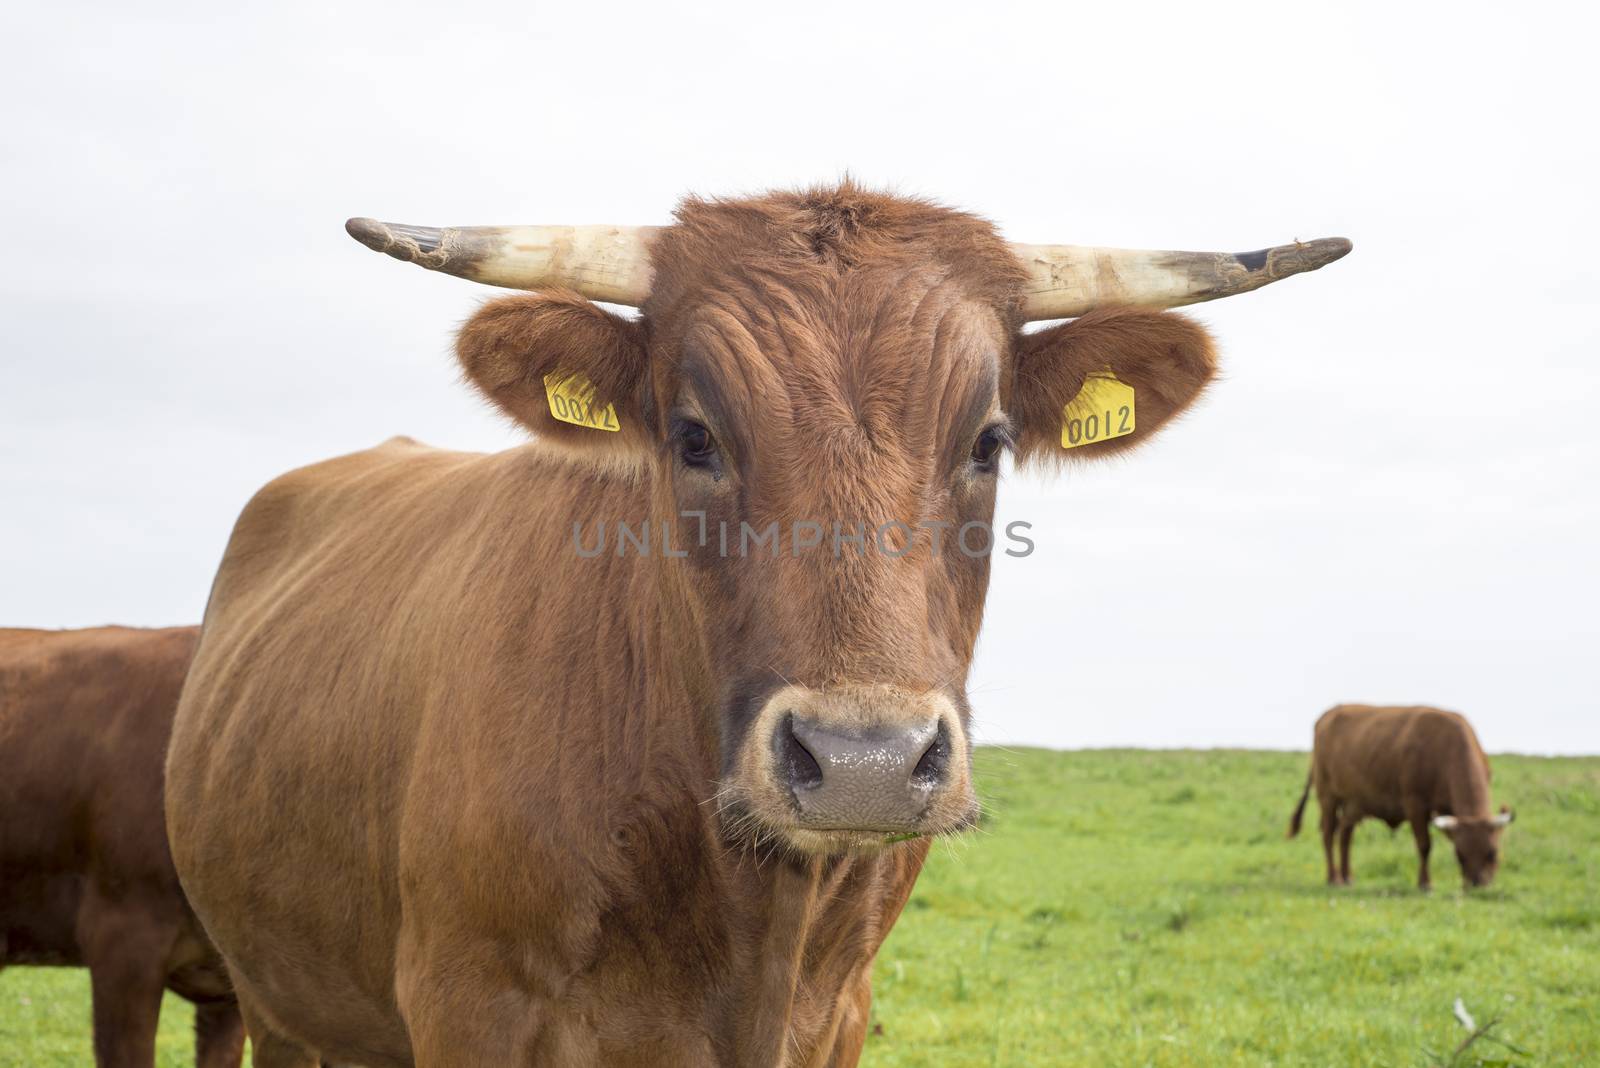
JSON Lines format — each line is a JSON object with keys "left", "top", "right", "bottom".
{"left": 3, "top": 748, "right": 1595, "bottom": 1066}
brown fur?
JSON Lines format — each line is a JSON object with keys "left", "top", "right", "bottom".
{"left": 1288, "top": 704, "right": 1514, "bottom": 890}
{"left": 166, "top": 183, "right": 1219, "bottom": 1066}
{"left": 0, "top": 626, "right": 244, "bottom": 1068}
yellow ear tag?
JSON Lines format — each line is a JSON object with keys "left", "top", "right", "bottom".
{"left": 543, "top": 373, "right": 621, "bottom": 432}
{"left": 1060, "top": 373, "right": 1135, "bottom": 450}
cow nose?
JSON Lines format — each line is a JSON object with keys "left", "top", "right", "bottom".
{"left": 774, "top": 713, "right": 950, "bottom": 830}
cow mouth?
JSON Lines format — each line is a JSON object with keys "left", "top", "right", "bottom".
{"left": 715, "top": 789, "right": 981, "bottom": 857}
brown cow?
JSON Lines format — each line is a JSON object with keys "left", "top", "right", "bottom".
{"left": 1288, "top": 704, "right": 1515, "bottom": 890}
{"left": 0, "top": 626, "right": 244, "bottom": 1068}
{"left": 166, "top": 183, "right": 1348, "bottom": 1067}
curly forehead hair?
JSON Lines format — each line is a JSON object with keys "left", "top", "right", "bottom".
{"left": 643, "top": 180, "right": 1029, "bottom": 319}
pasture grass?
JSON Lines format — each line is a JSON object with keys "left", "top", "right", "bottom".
{"left": 1, "top": 748, "right": 1595, "bottom": 1066}
{"left": 865, "top": 748, "right": 1599, "bottom": 1067}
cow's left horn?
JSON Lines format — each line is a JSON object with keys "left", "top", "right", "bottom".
{"left": 1012, "top": 238, "right": 1352, "bottom": 320}
{"left": 344, "top": 220, "right": 655, "bottom": 306}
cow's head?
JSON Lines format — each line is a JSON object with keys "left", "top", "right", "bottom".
{"left": 1433, "top": 808, "right": 1515, "bottom": 888}
{"left": 348, "top": 184, "right": 1348, "bottom": 855}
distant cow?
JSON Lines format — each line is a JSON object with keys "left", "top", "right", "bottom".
{"left": 1288, "top": 704, "right": 1515, "bottom": 890}
{"left": 0, "top": 626, "right": 243, "bottom": 1068}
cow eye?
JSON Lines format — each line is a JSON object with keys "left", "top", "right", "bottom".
{"left": 970, "top": 426, "right": 1007, "bottom": 470}
{"left": 677, "top": 420, "right": 717, "bottom": 467}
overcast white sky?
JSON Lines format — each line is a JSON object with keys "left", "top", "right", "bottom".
{"left": 2, "top": 2, "right": 1595, "bottom": 753}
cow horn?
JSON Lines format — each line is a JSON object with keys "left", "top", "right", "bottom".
{"left": 1012, "top": 238, "right": 1352, "bottom": 320}
{"left": 344, "top": 220, "right": 656, "bottom": 307}
{"left": 1493, "top": 808, "right": 1515, "bottom": 827}
{"left": 1432, "top": 815, "right": 1459, "bottom": 832}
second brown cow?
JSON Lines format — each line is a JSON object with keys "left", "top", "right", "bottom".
{"left": 1288, "top": 704, "right": 1515, "bottom": 890}
{"left": 0, "top": 625, "right": 243, "bottom": 1068}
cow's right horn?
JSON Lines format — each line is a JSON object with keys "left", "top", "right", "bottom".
{"left": 345, "top": 220, "right": 655, "bottom": 307}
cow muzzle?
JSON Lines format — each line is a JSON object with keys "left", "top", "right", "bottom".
{"left": 727, "top": 684, "right": 976, "bottom": 850}
{"left": 776, "top": 713, "right": 947, "bottom": 829}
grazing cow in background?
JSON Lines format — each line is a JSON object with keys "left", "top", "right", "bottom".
{"left": 0, "top": 626, "right": 244, "bottom": 1068}
{"left": 1289, "top": 704, "right": 1515, "bottom": 890}
{"left": 167, "top": 182, "right": 1349, "bottom": 1067}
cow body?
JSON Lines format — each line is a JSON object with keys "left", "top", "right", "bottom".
{"left": 1288, "top": 704, "right": 1513, "bottom": 889}
{"left": 0, "top": 626, "right": 244, "bottom": 1068}
{"left": 168, "top": 439, "right": 920, "bottom": 1067}
{"left": 167, "top": 185, "right": 1231, "bottom": 1067}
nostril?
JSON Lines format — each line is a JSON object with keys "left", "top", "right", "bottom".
{"left": 910, "top": 722, "right": 950, "bottom": 788}
{"left": 777, "top": 713, "right": 824, "bottom": 791}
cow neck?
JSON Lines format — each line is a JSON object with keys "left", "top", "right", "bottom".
{"left": 1445, "top": 738, "right": 1493, "bottom": 818}
{"left": 629, "top": 493, "right": 718, "bottom": 765}
{"left": 723, "top": 853, "right": 828, "bottom": 1066}
{"left": 628, "top": 484, "right": 864, "bottom": 1064}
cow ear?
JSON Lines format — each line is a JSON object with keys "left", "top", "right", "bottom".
{"left": 1009, "top": 307, "right": 1217, "bottom": 465}
{"left": 456, "top": 291, "right": 652, "bottom": 457}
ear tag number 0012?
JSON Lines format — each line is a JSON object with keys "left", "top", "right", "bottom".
{"left": 544, "top": 373, "right": 621, "bottom": 432}
{"left": 1060, "top": 373, "right": 1134, "bottom": 450}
